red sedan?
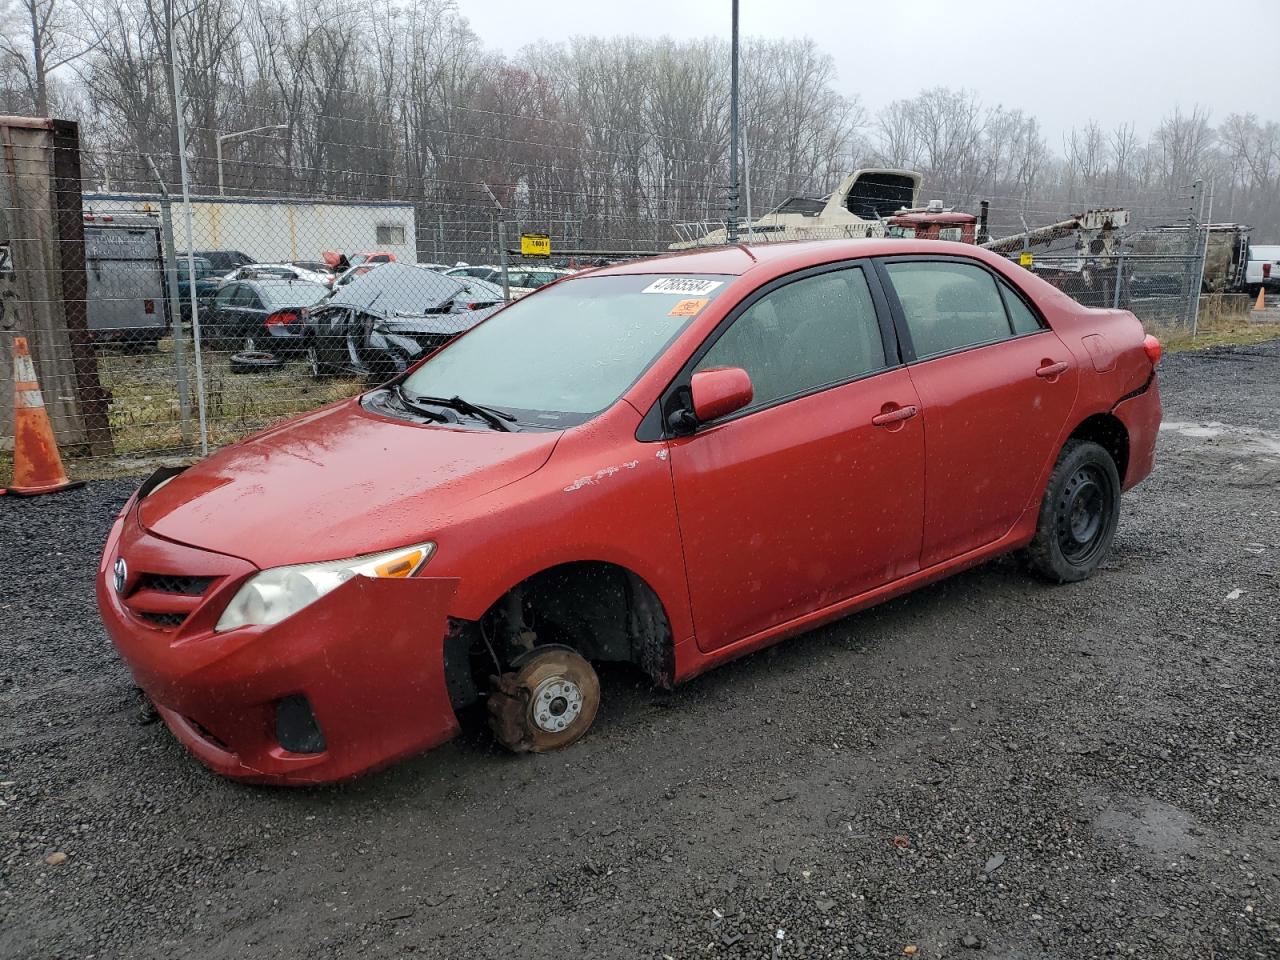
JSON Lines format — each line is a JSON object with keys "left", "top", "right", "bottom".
{"left": 97, "top": 240, "right": 1163, "bottom": 784}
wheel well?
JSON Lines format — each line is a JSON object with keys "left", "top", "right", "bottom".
{"left": 1068, "top": 414, "right": 1129, "bottom": 482}
{"left": 445, "top": 562, "right": 676, "bottom": 709}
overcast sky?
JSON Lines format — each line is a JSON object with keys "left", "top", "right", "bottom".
{"left": 464, "top": 0, "right": 1279, "bottom": 144}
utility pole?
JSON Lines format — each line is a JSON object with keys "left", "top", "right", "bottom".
{"left": 727, "top": 0, "right": 740, "bottom": 244}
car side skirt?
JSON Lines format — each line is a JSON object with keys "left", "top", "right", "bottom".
{"left": 672, "top": 521, "right": 1036, "bottom": 684}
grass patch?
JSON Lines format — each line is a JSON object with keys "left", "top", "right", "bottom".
{"left": 1, "top": 338, "right": 364, "bottom": 486}
{"left": 1162, "top": 294, "right": 1280, "bottom": 353}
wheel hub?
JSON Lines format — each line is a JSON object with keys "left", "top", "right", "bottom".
{"left": 1057, "top": 465, "right": 1110, "bottom": 563}
{"left": 487, "top": 646, "right": 601, "bottom": 753}
{"left": 531, "top": 677, "right": 583, "bottom": 733}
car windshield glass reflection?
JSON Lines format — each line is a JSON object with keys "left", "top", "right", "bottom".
{"left": 400, "top": 273, "right": 731, "bottom": 427}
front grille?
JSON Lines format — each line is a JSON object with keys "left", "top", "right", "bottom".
{"left": 135, "top": 574, "right": 214, "bottom": 596}
{"left": 125, "top": 572, "right": 220, "bottom": 631}
{"left": 137, "top": 611, "right": 187, "bottom": 628}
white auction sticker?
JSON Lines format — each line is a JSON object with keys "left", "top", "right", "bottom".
{"left": 641, "top": 277, "right": 724, "bottom": 296}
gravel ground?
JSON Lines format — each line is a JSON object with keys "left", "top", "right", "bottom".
{"left": 2, "top": 341, "right": 1278, "bottom": 960}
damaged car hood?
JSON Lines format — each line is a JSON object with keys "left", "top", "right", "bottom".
{"left": 329, "top": 262, "right": 466, "bottom": 316}
{"left": 138, "top": 399, "right": 559, "bottom": 568}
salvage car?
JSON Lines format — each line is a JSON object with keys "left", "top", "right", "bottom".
{"left": 304, "top": 263, "right": 502, "bottom": 379}
{"left": 97, "top": 239, "right": 1163, "bottom": 784}
{"left": 221, "top": 263, "right": 334, "bottom": 287}
{"left": 205, "top": 277, "right": 331, "bottom": 353}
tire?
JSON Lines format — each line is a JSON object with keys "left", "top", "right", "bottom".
{"left": 306, "top": 342, "right": 329, "bottom": 379}
{"left": 228, "top": 350, "right": 284, "bottom": 374}
{"left": 1025, "top": 439, "right": 1121, "bottom": 583}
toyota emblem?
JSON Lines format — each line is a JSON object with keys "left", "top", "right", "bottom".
{"left": 113, "top": 557, "right": 127, "bottom": 594}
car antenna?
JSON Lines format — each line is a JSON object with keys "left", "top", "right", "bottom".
{"left": 735, "top": 243, "right": 757, "bottom": 263}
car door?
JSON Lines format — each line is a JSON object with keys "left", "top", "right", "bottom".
{"left": 666, "top": 263, "right": 926, "bottom": 652}
{"left": 877, "top": 256, "right": 1080, "bottom": 567}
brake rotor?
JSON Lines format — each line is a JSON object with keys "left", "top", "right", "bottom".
{"left": 488, "top": 646, "right": 600, "bottom": 753}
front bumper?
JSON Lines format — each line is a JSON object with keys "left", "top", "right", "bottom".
{"left": 97, "top": 506, "right": 461, "bottom": 785}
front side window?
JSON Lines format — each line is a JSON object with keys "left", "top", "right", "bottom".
{"left": 402, "top": 273, "right": 731, "bottom": 427}
{"left": 885, "top": 260, "right": 1014, "bottom": 359}
{"left": 693, "top": 266, "right": 886, "bottom": 414}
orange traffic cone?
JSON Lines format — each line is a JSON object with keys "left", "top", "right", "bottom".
{"left": 1255, "top": 287, "right": 1267, "bottom": 311}
{"left": 5, "top": 336, "right": 84, "bottom": 496}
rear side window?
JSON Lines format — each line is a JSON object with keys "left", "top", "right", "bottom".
{"left": 694, "top": 266, "right": 886, "bottom": 413}
{"left": 885, "top": 261, "right": 1013, "bottom": 359}
{"left": 999, "top": 281, "right": 1043, "bottom": 335}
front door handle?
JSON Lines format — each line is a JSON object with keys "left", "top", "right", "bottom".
{"left": 1036, "top": 360, "right": 1069, "bottom": 379}
{"left": 871, "top": 404, "right": 919, "bottom": 427}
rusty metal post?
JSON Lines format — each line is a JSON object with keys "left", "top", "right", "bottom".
{"left": 50, "top": 120, "right": 112, "bottom": 455}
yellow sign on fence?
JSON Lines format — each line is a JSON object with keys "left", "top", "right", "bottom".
{"left": 521, "top": 233, "right": 551, "bottom": 258}
{"left": 1019, "top": 251, "right": 1034, "bottom": 268}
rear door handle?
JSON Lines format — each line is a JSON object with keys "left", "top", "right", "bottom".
{"left": 871, "top": 404, "right": 919, "bottom": 427}
{"left": 1036, "top": 361, "right": 1069, "bottom": 379}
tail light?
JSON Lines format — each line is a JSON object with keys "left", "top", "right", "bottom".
{"left": 1143, "top": 334, "right": 1162, "bottom": 367}
{"left": 143, "top": 299, "right": 155, "bottom": 314}
{"left": 265, "top": 310, "right": 299, "bottom": 327}
{"left": 1264, "top": 263, "right": 1272, "bottom": 280}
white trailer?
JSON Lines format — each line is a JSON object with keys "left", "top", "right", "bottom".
{"left": 80, "top": 193, "right": 417, "bottom": 265}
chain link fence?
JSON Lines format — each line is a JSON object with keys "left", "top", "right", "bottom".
{"left": 0, "top": 111, "right": 1229, "bottom": 481}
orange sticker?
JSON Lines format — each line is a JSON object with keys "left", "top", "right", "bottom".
{"left": 668, "top": 298, "right": 709, "bottom": 317}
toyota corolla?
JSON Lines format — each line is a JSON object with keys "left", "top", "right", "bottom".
{"left": 97, "top": 240, "right": 1163, "bottom": 784}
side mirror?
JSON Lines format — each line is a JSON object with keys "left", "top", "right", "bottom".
{"left": 690, "top": 367, "right": 754, "bottom": 423}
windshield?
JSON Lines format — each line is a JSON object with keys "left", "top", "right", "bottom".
{"left": 401, "top": 273, "right": 731, "bottom": 427}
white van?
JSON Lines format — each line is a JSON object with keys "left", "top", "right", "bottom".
{"left": 1245, "top": 244, "right": 1280, "bottom": 291}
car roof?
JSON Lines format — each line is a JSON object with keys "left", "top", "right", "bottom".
{"left": 246, "top": 277, "right": 326, "bottom": 288}
{"left": 587, "top": 238, "right": 1002, "bottom": 278}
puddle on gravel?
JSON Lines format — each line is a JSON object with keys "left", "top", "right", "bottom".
{"left": 1092, "top": 797, "right": 1200, "bottom": 858}
{"left": 1159, "top": 421, "right": 1280, "bottom": 487}
{"left": 1160, "top": 420, "right": 1280, "bottom": 455}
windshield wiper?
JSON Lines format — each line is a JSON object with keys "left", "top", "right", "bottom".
{"left": 392, "top": 383, "right": 448, "bottom": 423}
{"left": 406, "top": 393, "right": 516, "bottom": 431}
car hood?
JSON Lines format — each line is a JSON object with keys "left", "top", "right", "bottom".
{"left": 137, "top": 399, "right": 560, "bottom": 568}
{"left": 329, "top": 262, "right": 465, "bottom": 316}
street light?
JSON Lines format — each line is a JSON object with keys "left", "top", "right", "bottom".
{"left": 216, "top": 124, "right": 288, "bottom": 196}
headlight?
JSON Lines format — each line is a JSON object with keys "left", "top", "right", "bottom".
{"left": 214, "top": 541, "right": 435, "bottom": 632}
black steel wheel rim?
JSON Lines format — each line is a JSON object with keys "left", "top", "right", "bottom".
{"left": 1056, "top": 464, "right": 1111, "bottom": 565}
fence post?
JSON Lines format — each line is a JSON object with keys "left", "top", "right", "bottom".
{"left": 1189, "top": 181, "right": 1214, "bottom": 338}
{"left": 1181, "top": 179, "right": 1202, "bottom": 332}
{"left": 167, "top": 4, "right": 209, "bottom": 455}
{"left": 145, "top": 155, "right": 192, "bottom": 445}
{"left": 1113, "top": 249, "right": 1126, "bottom": 310}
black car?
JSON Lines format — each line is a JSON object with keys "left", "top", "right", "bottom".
{"left": 303, "top": 263, "right": 502, "bottom": 379}
{"left": 206, "top": 278, "right": 331, "bottom": 353}
{"left": 194, "top": 250, "right": 257, "bottom": 273}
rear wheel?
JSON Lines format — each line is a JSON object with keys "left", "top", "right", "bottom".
{"left": 487, "top": 646, "right": 600, "bottom": 753}
{"left": 306, "top": 342, "right": 328, "bottom": 378}
{"left": 1025, "top": 439, "right": 1121, "bottom": 583}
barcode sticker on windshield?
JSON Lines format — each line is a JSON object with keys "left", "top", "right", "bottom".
{"left": 641, "top": 277, "right": 723, "bottom": 296}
